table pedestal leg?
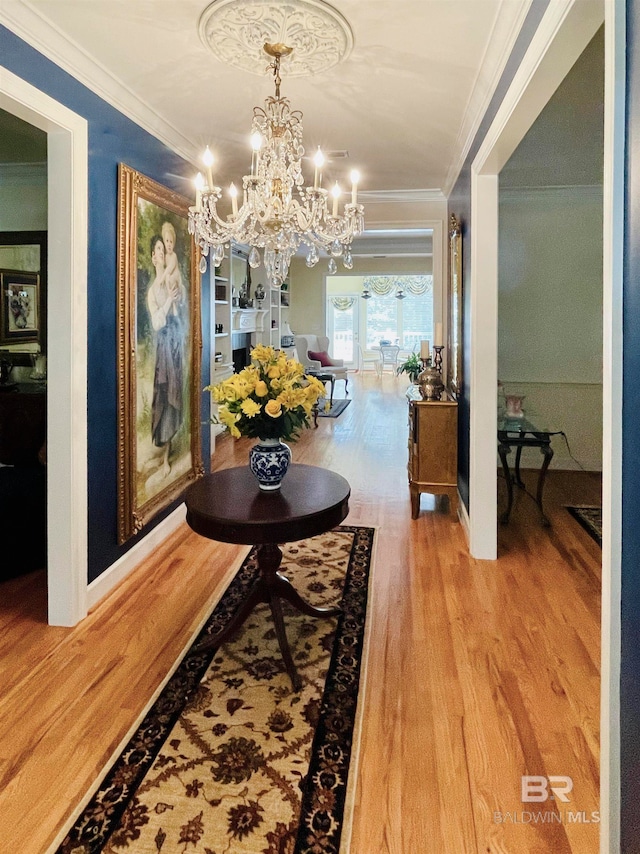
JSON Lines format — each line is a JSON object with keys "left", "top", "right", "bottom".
{"left": 536, "top": 445, "right": 554, "bottom": 526}
{"left": 514, "top": 446, "right": 525, "bottom": 487}
{"left": 498, "top": 442, "right": 513, "bottom": 524}
{"left": 196, "top": 543, "right": 341, "bottom": 691}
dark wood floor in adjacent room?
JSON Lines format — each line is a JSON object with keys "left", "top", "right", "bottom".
{"left": 0, "top": 371, "right": 601, "bottom": 853}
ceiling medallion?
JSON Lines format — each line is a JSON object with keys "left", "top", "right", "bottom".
{"left": 198, "top": 0, "right": 354, "bottom": 77}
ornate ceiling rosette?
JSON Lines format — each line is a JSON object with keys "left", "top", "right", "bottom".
{"left": 198, "top": 0, "right": 354, "bottom": 77}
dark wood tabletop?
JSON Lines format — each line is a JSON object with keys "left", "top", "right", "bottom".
{"left": 185, "top": 463, "right": 351, "bottom": 546}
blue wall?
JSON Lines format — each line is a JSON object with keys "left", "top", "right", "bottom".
{"left": 1, "top": 26, "right": 211, "bottom": 582}
{"left": 622, "top": 2, "right": 640, "bottom": 847}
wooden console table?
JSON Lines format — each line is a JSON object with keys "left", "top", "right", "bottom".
{"left": 407, "top": 386, "right": 458, "bottom": 518}
{"left": 184, "top": 464, "right": 350, "bottom": 690}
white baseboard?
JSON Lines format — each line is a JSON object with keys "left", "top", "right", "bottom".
{"left": 87, "top": 504, "right": 187, "bottom": 611}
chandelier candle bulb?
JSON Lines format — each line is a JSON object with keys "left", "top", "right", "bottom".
{"left": 314, "top": 148, "right": 324, "bottom": 190}
{"left": 203, "top": 146, "right": 214, "bottom": 189}
{"left": 332, "top": 182, "right": 341, "bottom": 217}
{"left": 251, "top": 132, "right": 262, "bottom": 176}
{"left": 195, "top": 172, "right": 205, "bottom": 211}
{"left": 350, "top": 170, "right": 360, "bottom": 205}
{"left": 229, "top": 183, "right": 238, "bottom": 216}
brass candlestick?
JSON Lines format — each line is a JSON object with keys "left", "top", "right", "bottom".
{"left": 432, "top": 345, "right": 444, "bottom": 374}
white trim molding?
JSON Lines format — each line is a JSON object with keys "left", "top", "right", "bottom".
{"left": 600, "top": 2, "right": 624, "bottom": 849}
{"left": 0, "top": 4, "right": 197, "bottom": 164}
{"left": 443, "top": 0, "right": 533, "bottom": 196}
{"left": 0, "top": 65, "right": 89, "bottom": 626}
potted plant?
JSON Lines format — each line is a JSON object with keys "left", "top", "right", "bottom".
{"left": 396, "top": 352, "right": 422, "bottom": 384}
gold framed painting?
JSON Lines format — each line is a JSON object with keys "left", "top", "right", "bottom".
{"left": 448, "top": 214, "right": 463, "bottom": 396}
{"left": 117, "top": 164, "right": 202, "bottom": 544}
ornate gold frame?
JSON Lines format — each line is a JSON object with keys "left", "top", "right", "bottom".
{"left": 448, "top": 214, "right": 463, "bottom": 396}
{"left": 117, "top": 164, "right": 202, "bottom": 544}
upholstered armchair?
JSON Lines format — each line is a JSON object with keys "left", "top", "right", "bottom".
{"left": 294, "top": 334, "right": 349, "bottom": 395}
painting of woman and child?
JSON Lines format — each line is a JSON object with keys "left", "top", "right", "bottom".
{"left": 117, "top": 164, "right": 202, "bottom": 544}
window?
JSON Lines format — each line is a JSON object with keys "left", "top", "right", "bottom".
{"left": 364, "top": 276, "right": 433, "bottom": 350}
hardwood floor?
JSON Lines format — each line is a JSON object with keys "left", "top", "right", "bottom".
{"left": 0, "top": 372, "right": 601, "bottom": 853}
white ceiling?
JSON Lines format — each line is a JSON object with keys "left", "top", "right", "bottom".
{"left": 1, "top": 0, "right": 532, "bottom": 216}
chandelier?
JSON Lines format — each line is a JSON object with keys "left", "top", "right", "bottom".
{"left": 188, "top": 42, "right": 365, "bottom": 288}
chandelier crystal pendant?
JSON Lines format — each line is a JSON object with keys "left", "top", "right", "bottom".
{"left": 188, "top": 42, "right": 365, "bottom": 289}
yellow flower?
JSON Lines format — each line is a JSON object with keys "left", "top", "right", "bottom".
{"left": 218, "top": 405, "right": 241, "bottom": 438}
{"left": 230, "top": 376, "right": 251, "bottom": 400}
{"left": 265, "top": 399, "right": 282, "bottom": 418}
{"left": 206, "top": 350, "right": 321, "bottom": 441}
{"left": 306, "top": 376, "right": 325, "bottom": 401}
{"left": 251, "top": 344, "right": 276, "bottom": 363}
{"left": 278, "top": 387, "right": 307, "bottom": 410}
{"left": 240, "top": 398, "right": 261, "bottom": 418}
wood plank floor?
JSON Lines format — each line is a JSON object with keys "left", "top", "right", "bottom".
{"left": 0, "top": 372, "right": 601, "bottom": 853}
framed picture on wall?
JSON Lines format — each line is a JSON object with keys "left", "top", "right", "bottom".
{"left": 117, "top": 163, "right": 203, "bottom": 544}
{"left": 0, "top": 230, "right": 47, "bottom": 354}
{"left": 448, "top": 214, "right": 463, "bottom": 396}
{"left": 0, "top": 270, "right": 40, "bottom": 345}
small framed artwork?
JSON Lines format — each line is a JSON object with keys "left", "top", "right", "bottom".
{"left": 117, "top": 163, "right": 203, "bottom": 544}
{"left": 0, "top": 270, "right": 40, "bottom": 345}
{"left": 448, "top": 214, "right": 463, "bottom": 396}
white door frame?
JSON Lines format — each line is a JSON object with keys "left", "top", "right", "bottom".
{"left": 467, "top": 1, "right": 620, "bottom": 850}
{"left": 0, "top": 68, "right": 88, "bottom": 626}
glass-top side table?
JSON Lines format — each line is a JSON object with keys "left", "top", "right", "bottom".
{"left": 497, "top": 414, "right": 554, "bottom": 526}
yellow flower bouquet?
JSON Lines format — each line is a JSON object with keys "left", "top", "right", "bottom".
{"left": 207, "top": 345, "right": 326, "bottom": 442}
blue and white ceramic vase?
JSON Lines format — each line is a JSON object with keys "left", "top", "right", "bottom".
{"left": 249, "top": 438, "right": 292, "bottom": 491}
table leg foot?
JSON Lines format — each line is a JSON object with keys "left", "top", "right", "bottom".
{"left": 196, "top": 544, "right": 339, "bottom": 691}
{"left": 275, "top": 571, "right": 341, "bottom": 618}
{"left": 194, "top": 580, "right": 267, "bottom": 654}
{"left": 410, "top": 485, "right": 420, "bottom": 520}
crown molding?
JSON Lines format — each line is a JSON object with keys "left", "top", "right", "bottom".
{"left": 499, "top": 183, "right": 603, "bottom": 202}
{"left": 0, "top": 2, "right": 199, "bottom": 164}
{"left": 359, "top": 188, "right": 446, "bottom": 204}
{"left": 443, "top": 0, "right": 533, "bottom": 197}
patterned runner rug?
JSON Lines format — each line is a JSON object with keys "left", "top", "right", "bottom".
{"left": 566, "top": 505, "right": 602, "bottom": 546}
{"left": 57, "top": 525, "right": 375, "bottom": 854}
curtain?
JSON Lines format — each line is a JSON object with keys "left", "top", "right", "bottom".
{"left": 330, "top": 296, "right": 356, "bottom": 311}
{"left": 363, "top": 275, "right": 432, "bottom": 296}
